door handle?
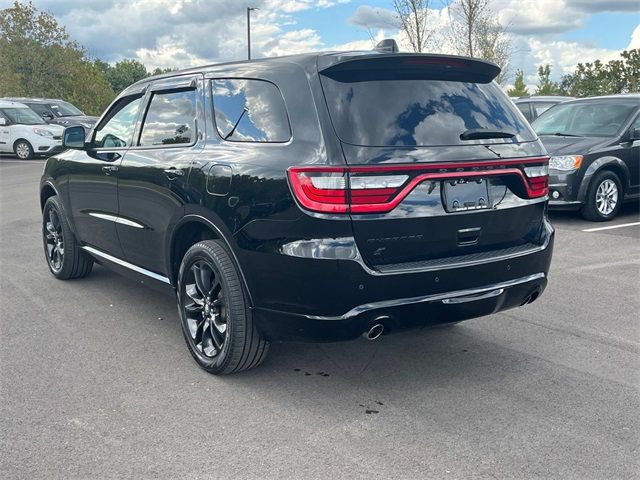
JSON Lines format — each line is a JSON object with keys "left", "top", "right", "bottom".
{"left": 164, "top": 168, "right": 185, "bottom": 179}
{"left": 102, "top": 165, "right": 119, "bottom": 175}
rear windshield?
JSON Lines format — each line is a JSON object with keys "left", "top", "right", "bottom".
{"left": 320, "top": 77, "right": 535, "bottom": 147}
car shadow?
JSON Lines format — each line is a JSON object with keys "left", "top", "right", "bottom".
{"left": 82, "top": 264, "right": 529, "bottom": 399}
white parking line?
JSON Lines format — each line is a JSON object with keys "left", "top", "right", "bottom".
{"left": 582, "top": 222, "right": 640, "bottom": 232}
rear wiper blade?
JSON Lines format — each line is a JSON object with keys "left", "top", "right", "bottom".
{"left": 551, "top": 132, "right": 582, "bottom": 137}
{"left": 460, "top": 129, "right": 515, "bottom": 140}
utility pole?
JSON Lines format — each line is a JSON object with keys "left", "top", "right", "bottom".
{"left": 247, "top": 7, "right": 258, "bottom": 60}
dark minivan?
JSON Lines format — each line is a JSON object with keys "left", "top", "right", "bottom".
{"left": 532, "top": 94, "right": 640, "bottom": 220}
{"left": 40, "top": 49, "right": 554, "bottom": 374}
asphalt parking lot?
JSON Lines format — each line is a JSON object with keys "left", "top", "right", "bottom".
{"left": 1, "top": 156, "right": 638, "bottom": 479}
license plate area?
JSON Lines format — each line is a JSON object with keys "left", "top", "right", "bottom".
{"left": 442, "top": 178, "right": 490, "bottom": 212}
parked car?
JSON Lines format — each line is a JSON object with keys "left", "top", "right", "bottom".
{"left": 0, "top": 100, "right": 65, "bottom": 159}
{"left": 532, "top": 94, "right": 640, "bottom": 221}
{"left": 513, "top": 96, "right": 574, "bottom": 123}
{"left": 40, "top": 48, "right": 554, "bottom": 374}
{"left": 2, "top": 97, "right": 98, "bottom": 132}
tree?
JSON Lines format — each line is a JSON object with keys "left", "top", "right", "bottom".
{"left": 392, "top": 0, "right": 436, "bottom": 52}
{"left": 104, "top": 59, "right": 149, "bottom": 93}
{"left": 534, "top": 64, "right": 559, "bottom": 95}
{"left": 559, "top": 49, "right": 640, "bottom": 96}
{"left": 507, "top": 69, "right": 528, "bottom": 97}
{"left": 448, "top": 0, "right": 512, "bottom": 85}
{"left": 0, "top": 1, "right": 114, "bottom": 115}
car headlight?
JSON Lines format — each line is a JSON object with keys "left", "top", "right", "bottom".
{"left": 549, "top": 155, "right": 583, "bottom": 172}
{"left": 33, "top": 128, "right": 54, "bottom": 137}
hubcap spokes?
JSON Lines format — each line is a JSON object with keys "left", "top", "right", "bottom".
{"left": 16, "top": 144, "right": 29, "bottom": 159}
{"left": 44, "top": 208, "right": 64, "bottom": 271}
{"left": 595, "top": 179, "right": 618, "bottom": 216}
{"left": 184, "top": 260, "right": 226, "bottom": 358}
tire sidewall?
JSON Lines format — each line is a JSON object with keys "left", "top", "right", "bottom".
{"left": 42, "top": 197, "right": 74, "bottom": 277}
{"left": 586, "top": 171, "right": 622, "bottom": 221}
{"left": 177, "top": 243, "right": 240, "bottom": 373}
{"left": 14, "top": 140, "right": 34, "bottom": 160}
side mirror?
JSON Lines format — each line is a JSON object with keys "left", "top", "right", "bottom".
{"left": 42, "top": 112, "right": 54, "bottom": 121}
{"left": 0, "top": 118, "right": 6, "bottom": 126}
{"left": 630, "top": 127, "right": 640, "bottom": 142}
{"left": 63, "top": 125, "right": 87, "bottom": 150}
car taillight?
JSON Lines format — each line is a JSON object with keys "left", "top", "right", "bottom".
{"left": 288, "top": 168, "right": 410, "bottom": 213}
{"left": 288, "top": 157, "right": 549, "bottom": 214}
{"left": 523, "top": 164, "right": 549, "bottom": 198}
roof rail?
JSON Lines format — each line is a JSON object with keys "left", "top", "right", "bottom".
{"left": 374, "top": 39, "right": 399, "bottom": 54}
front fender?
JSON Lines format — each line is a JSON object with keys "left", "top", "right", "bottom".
{"left": 577, "top": 155, "right": 630, "bottom": 202}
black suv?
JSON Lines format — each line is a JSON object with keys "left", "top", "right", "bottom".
{"left": 532, "top": 95, "right": 640, "bottom": 221}
{"left": 3, "top": 97, "right": 98, "bottom": 132}
{"left": 40, "top": 50, "right": 554, "bottom": 374}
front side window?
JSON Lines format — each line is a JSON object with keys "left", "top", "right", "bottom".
{"left": 27, "top": 103, "right": 52, "bottom": 117}
{"left": 139, "top": 89, "right": 196, "bottom": 146}
{"left": 1, "top": 107, "right": 46, "bottom": 125}
{"left": 533, "top": 102, "right": 636, "bottom": 137}
{"left": 94, "top": 95, "right": 142, "bottom": 148}
{"left": 212, "top": 79, "right": 290, "bottom": 142}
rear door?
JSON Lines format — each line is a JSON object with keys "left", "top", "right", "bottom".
{"left": 319, "top": 55, "right": 549, "bottom": 270}
{"left": 116, "top": 75, "right": 204, "bottom": 275}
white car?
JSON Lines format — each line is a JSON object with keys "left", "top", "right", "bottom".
{"left": 0, "top": 100, "right": 65, "bottom": 160}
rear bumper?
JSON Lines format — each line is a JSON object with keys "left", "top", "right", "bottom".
{"left": 254, "top": 272, "right": 547, "bottom": 342}
{"left": 247, "top": 220, "right": 554, "bottom": 342}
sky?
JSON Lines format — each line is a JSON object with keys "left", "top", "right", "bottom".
{"left": 4, "top": 0, "right": 639, "bottom": 87}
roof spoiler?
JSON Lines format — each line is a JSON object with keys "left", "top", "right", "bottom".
{"left": 319, "top": 53, "right": 501, "bottom": 84}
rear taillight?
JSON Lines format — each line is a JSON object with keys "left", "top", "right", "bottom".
{"left": 523, "top": 164, "right": 549, "bottom": 198}
{"left": 288, "top": 157, "right": 549, "bottom": 214}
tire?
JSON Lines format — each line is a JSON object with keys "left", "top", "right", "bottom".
{"left": 581, "top": 170, "right": 623, "bottom": 222}
{"left": 14, "top": 140, "right": 34, "bottom": 160}
{"left": 42, "top": 196, "right": 93, "bottom": 279}
{"left": 177, "top": 240, "right": 269, "bottom": 375}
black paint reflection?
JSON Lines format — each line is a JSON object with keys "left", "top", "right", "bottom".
{"left": 321, "top": 78, "right": 535, "bottom": 147}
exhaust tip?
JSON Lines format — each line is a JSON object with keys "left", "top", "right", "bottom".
{"left": 363, "top": 323, "right": 385, "bottom": 341}
{"left": 520, "top": 290, "right": 540, "bottom": 306}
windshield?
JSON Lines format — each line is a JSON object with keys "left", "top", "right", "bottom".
{"left": 533, "top": 102, "right": 635, "bottom": 137}
{"left": 1, "top": 107, "right": 46, "bottom": 125}
{"left": 49, "top": 101, "right": 84, "bottom": 117}
{"left": 320, "top": 77, "right": 535, "bottom": 146}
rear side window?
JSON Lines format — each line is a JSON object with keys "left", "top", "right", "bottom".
{"left": 321, "top": 77, "right": 535, "bottom": 147}
{"left": 212, "top": 79, "right": 290, "bottom": 142}
{"left": 139, "top": 89, "right": 196, "bottom": 146}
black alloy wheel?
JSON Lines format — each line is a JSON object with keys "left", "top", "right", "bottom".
{"left": 178, "top": 240, "right": 269, "bottom": 374}
{"left": 41, "top": 196, "right": 93, "bottom": 279}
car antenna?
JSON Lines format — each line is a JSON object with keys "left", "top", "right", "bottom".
{"left": 374, "top": 39, "right": 399, "bottom": 54}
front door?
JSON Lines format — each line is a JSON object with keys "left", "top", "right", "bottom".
{"left": 67, "top": 94, "right": 144, "bottom": 257}
{"left": 116, "top": 76, "right": 203, "bottom": 275}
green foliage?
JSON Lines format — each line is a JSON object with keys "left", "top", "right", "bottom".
{"left": 0, "top": 1, "right": 114, "bottom": 115}
{"left": 558, "top": 50, "right": 640, "bottom": 97}
{"left": 0, "top": 2, "right": 178, "bottom": 116}
{"left": 535, "top": 64, "right": 560, "bottom": 95}
{"left": 507, "top": 69, "right": 529, "bottom": 97}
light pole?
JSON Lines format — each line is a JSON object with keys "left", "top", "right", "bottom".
{"left": 247, "top": 7, "right": 258, "bottom": 60}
